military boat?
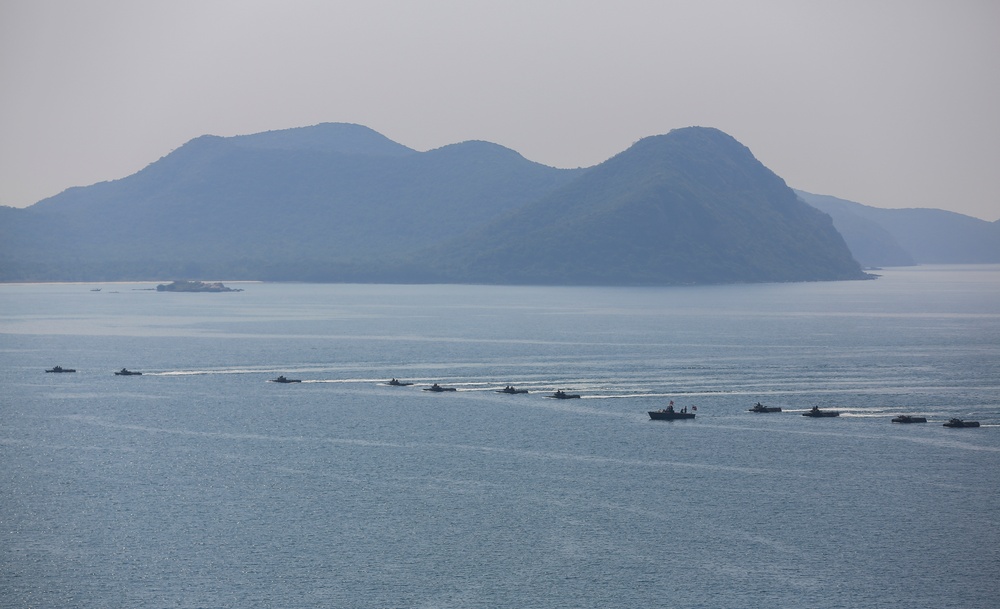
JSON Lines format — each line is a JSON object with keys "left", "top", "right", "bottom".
{"left": 802, "top": 406, "right": 839, "bottom": 417}
{"left": 648, "top": 401, "right": 696, "bottom": 420}
{"left": 424, "top": 383, "right": 457, "bottom": 392}
{"left": 550, "top": 390, "right": 580, "bottom": 399}
{"left": 497, "top": 386, "right": 528, "bottom": 394}
{"left": 943, "top": 418, "right": 980, "bottom": 428}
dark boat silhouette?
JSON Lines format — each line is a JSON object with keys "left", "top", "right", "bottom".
{"left": 46, "top": 366, "right": 76, "bottom": 373}
{"left": 497, "top": 386, "right": 528, "bottom": 394}
{"left": 749, "top": 402, "right": 781, "bottom": 413}
{"left": 424, "top": 383, "right": 457, "bottom": 392}
{"left": 943, "top": 418, "right": 980, "bottom": 428}
{"left": 114, "top": 368, "right": 142, "bottom": 376}
{"left": 891, "top": 415, "right": 927, "bottom": 423}
{"left": 802, "top": 406, "right": 839, "bottom": 417}
{"left": 648, "top": 401, "right": 695, "bottom": 420}
{"left": 549, "top": 390, "right": 580, "bottom": 399}
{"left": 270, "top": 375, "right": 301, "bottom": 383}
{"left": 386, "top": 378, "right": 413, "bottom": 386}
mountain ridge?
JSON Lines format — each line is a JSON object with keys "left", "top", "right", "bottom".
{"left": 796, "top": 190, "right": 1000, "bottom": 266}
{"left": 0, "top": 123, "right": 877, "bottom": 284}
{"left": 424, "top": 128, "right": 865, "bottom": 285}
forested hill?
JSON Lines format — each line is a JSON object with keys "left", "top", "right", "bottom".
{"left": 1, "top": 123, "right": 870, "bottom": 285}
{"left": 0, "top": 124, "right": 583, "bottom": 281}
{"left": 422, "top": 128, "right": 868, "bottom": 284}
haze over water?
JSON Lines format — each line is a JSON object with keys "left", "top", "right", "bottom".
{"left": 2, "top": 266, "right": 999, "bottom": 608}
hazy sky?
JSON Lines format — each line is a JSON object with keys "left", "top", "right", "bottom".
{"left": 2, "top": 0, "right": 998, "bottom": 220}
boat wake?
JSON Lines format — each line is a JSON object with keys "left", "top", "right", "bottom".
{"left": 146, "top": 367, "right": 277, "bottom": 376}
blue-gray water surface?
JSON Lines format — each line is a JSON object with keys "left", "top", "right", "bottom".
{"left": 2, "top": 266, "right": 999, "bottom": 608}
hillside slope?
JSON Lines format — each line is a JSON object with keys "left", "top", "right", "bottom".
{"left": 424, "top": 128, "right": 868, "bottom": 285}
{"left": 1, "top": 124, "right": 582, "bottom": 281}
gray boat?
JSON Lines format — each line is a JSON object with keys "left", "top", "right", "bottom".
{"left": 550, "top": 390, "right": 580, "bottom": 399}
{"left": 424, "top": 383, "right": 457, "bottom": 392}
{"left": 497, "top": 386, "right": 528, "bottom": 394}
{"left": 943, "top": 418, "right": 980, "bottom": 428}
{"left": 802, "top": 406, "right": 839, "bottom": 417}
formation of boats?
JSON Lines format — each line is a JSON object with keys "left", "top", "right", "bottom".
{"left": 40, "top": 368, "right": 989, "bottom": 427}
{"left": 753, "top": 403, "right": 982, "bottom": 427}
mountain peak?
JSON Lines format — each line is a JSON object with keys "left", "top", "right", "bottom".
{"left": 425, "top": 140, "right": 534, "bottom": 164}
{"left": 225, "top": 123, "right": 416, "bottom": 156}
{"left": 622, "top": 126, "right": 761, "bottom": 169}
{"left": 429, "top": 127, "right": 867, "bottom": 285}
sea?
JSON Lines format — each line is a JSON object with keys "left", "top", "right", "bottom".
{"left": 1, "top": 265, "right": 999, "bottom": 609}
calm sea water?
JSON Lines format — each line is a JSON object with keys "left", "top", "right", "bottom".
{"left": 2, "top": 266, "right": 999, "bottom": 609}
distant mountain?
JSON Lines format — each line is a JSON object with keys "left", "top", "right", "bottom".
{"left": 1, "top": 124, "right": 582, "bottom": 281}
{"left": 424, "top": 128, "right": 868, "bottom": 284}
{"left": 796, "top": 190, "right": 1000, "bottom": 267}
{"left": 0, "top": 123, "right": 869, "bottom": 285}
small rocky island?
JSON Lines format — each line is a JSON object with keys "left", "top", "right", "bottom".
{"left": 156, "top": 280, "right": 243, "bottom": 292}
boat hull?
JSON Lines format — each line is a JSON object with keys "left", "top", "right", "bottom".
{"left": 648, "top": 411, "right": 695, "bottom": 420}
